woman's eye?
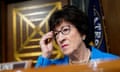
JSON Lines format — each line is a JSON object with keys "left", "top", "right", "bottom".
{"left": 63, "top": 28, "right": 69, "bottom": 32}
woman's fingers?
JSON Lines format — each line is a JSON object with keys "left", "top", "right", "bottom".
{"left": 39, "top": 31, "right": 54, "bottom": 58}
{"left": 40, "top": 31, "right": 53, "bottom": 44}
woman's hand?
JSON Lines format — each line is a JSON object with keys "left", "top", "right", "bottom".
{"left": 40, "top": 31, "right": 54, "bottom": 58}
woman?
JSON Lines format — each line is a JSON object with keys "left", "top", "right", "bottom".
{"left": 35, "top": 5, "right": 119, "bottom": 68}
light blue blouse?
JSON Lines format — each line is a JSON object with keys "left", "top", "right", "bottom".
{"left": 35, "top": 46, "right": 119, "bottom": 68}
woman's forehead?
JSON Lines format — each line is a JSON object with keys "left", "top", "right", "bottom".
{"left": 54, "top": 21, "right": 72, "bottom": 31}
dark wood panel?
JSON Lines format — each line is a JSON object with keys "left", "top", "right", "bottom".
{"left": 102, "top": 0, "right": 120, "bottom": 56}
{"left": 6, "top": 0, "right": 68, "bottom": 63}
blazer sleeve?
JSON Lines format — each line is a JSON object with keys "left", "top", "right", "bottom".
{"left": 35, "top": 56, "right": 52, "bottom": 68}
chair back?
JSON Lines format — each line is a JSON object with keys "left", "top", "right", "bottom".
{"left": 0, "top": 60, "right": 32, "bottom": 71}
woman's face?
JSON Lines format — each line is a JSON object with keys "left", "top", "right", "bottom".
{"left": 54, "top": 21, "right": 85, "bottom": 55}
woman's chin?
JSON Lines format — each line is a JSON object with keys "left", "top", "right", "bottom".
{"left": 63, "top": 51, "right": 72, "bottom": 55}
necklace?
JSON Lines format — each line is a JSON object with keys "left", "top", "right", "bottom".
{"left": 69, "top": 49, "right": 91, "bottom": 64}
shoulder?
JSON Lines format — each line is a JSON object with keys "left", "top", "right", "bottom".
{"left": 90, "top": 46, "right": 119, "bottom": 60}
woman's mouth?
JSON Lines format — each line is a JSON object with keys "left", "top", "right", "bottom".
{"left": 61, "top": 44, "right": 68, "bottom": 49}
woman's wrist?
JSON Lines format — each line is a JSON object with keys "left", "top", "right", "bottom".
{"left": 42, "top": 52, "right": 51, "bottom": 58}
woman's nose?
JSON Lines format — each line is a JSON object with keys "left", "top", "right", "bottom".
{"left": 56, "top": 33, "right": 65, "bottom": 44}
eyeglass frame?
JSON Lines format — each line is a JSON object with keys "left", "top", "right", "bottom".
{"left": 53, "top": 25, "right": 71, "bottom": 38}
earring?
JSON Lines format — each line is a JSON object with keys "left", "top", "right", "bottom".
{"left": 82, "top": 35, "right": 86, "bottom": 41}
{"left": 82, "top": 37, "right": 85, "bottom": 40}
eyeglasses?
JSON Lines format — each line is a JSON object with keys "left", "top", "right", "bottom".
{"left": 54, "top": 25, "right": 71, "bottom": 38}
